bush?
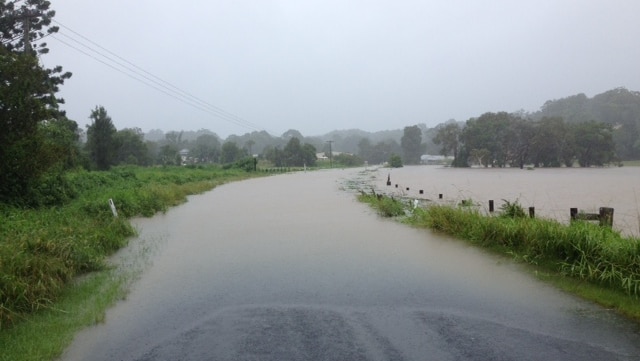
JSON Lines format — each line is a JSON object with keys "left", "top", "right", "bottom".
{"left": 499, "top": 199, "right": 527, "bottom": 219}
{"left": 389, "top": 154, "right": 403, "bottom": 168}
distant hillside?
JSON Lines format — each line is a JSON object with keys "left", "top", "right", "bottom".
{"left": 143, "top": 87, "right": 640, "bottom": 160}
{"left": 531, "top": 87, "right": 640, "bottom": 159}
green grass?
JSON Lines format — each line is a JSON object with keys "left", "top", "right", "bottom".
{"left": 0, "top": 165, "right": 263, "bottom": 361}
{"left": 0, "top": 271, "right": 125, "bottom": 361}
{"left": 358, "top": 191, "right": 407, "bottom": 217}
{"left": 622, "top": 160, "right": 640, "bottom": 167}
{"left": 358, "top": 193, "right": 640, "bottom": 322}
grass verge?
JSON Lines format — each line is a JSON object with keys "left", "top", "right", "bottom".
{"left": 0, "top": 165, "right": 264, "bottom": 361}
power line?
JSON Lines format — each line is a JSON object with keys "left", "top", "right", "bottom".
{"left": 48, "top": 20, "right": 268, "bottom": 133}
{"left": 53, "top": 20, "right": 264, "bottom": 131}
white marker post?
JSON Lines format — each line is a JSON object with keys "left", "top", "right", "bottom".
{"left": 109, "top": 198, "right": 118, "bottom": 217}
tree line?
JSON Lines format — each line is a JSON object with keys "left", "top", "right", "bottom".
{"left": 433, "top": 112, "right": 617, "bottom": 168}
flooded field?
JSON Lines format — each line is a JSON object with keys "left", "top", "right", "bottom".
{"left": 363, "top": 166, "right": 640, "bottom": 237}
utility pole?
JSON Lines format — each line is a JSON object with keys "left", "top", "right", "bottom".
{"left": 326, "top": 140, "right": 333, "bottom": 168}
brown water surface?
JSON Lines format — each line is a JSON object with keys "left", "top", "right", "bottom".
{"left": 372, "top": 166, "right": 640, "bottom": 237}
{"left": 58, "top": 168, "right": 640, "bottom": 361}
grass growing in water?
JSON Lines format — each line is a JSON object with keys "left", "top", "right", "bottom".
{"left": 0, "top": 165, "right": 263, "bottom": 361}
{"left": 358, "top": 190, "right": 406, "bottom": 217}
{"left": 358, "top": 193, "right": 640, "bottom": 320}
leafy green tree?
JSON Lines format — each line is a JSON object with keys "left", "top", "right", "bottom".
{"left": 369, "top": 140, "right": 401, "bottom": 164}
{"left": 39, "top": 117, "right": 83, "bottom": 170}
{"left": 282, "top": 137, "right": 317, "bottom": 166}
{"left": 530, "top": 117, "right": 574, "bottom": 167}
{"left": 572, "top": 121, "right": 616, "bottom": 167}
{"left": 190, "top": 133, "right": 220, "bottom": 163}
{"left": 301, "top": 143, "right": 317, "bottom": 167}
{"left": 469, "top": 148, "right": 491, "bottom": 167}
{"left": 221, "top": 141, "right": 245, "bottom": 164}
{"left": 85, "top": 106, "right": 117, "bottom": 170}
{"left": 433, "top": 122, "right": 461, "bottom": 161}
{"left": 504, "top": 118, "right": 535, "bottom": 168}
{"left": 460, "top": 112, "right": 513, "bottom": 167}
{"left": 158, "top": 143, "right": 179, "bottom": 165}
{"left": 0, "top": 2, "right": 72, "bottom": 204}
{"left": 263, "top": 145, "right": 284, "bottom": 167}
{"left": 401, "top": 125, "right": 423, "bottom": 164}
{"left": 114, "top": 128, "right": 149, "bottom": 165}
{"left": 283, "top": 137, "right": 304, "bottom": 166}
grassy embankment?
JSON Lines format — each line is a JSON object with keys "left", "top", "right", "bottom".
{"left": 0, "top": 165, "right": 264, "bottom": 361}
{"left": 358, "top": 190, "right": 640, "bottom": 321}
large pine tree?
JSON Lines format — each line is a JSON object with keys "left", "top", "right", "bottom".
{"left": 0, "top": 1, "right": 73, "bottom": 204}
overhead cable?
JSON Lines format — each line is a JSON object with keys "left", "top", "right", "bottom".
{"left": 49, "top": 20, "right": 267, "bottom": 133}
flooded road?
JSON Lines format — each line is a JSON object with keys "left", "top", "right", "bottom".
{"left": 60, "top": 168, "right": 640, "bottom": 360}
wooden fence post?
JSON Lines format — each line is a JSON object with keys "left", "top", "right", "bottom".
{"left": 489, "top": 200, "right": 494, "bottom": 213}
{"left": 528, "top": 207, "right": 535, "bottom": 218}
{"left": 599, "top": 207, "right": 614, "bottom": 227}
{"left": 570, "top": 208, "right": 578, "bottom": 221}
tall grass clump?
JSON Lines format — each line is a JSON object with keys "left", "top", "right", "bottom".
{"left": 358, "top": 190, "right": 406, "bottom": 217}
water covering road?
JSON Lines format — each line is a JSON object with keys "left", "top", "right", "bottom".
{"left": 60, "top": 168, "right": 640, "bottom": 361}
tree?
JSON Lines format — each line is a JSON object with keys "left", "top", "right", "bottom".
{"left": 301, "top": 143, "right": 317, "bottom": 167}
{"left": 114, "top": 128, "right": 149, "bottom": 165}
{"left": 39, "top": 116, "right": 83, "bottom": 170}
{"left": 263, "top": 145, "right": 284, "bottom": 167}
{"left": 504, "top": 118, "right": 535, "bottom": 168}
{"left": 282, "top": 129, "right": 304, "bottom": 141}
{"left": 0, "top": 0, "right": 59, "bottom": 55}
{"left": 369, "top": 140, "right": 401, "bottom": 164}
{"left": 400, "top": 125, "right": 423, "bottom": 164}
{"left": 158, "top": 143, "right": 179, "bottom": 165}
{"left": 572, "top": 121, "right": 616, "bottom": 167}
{"left": 357, "top": 138, "right": 373, "bottom": 162}
{"left": 190, "top": 133, "right": 220, "bottom": 163}
{"left": 221, "top": 141, "right": 245, "bottom": 164}
{"left": 433, "top": 122, "right": 461, "bottom": 161}
{"left": 530, "top": 117, "right": 573, "bottom": 167}
{"left": 0, "top": 2, "right": 72, "bottom": 204}
{"left": 460, "top": 112, "right": 513, "bottom": 167}
{"left": 86, "top": 106, "right": 117, "bottom": 170}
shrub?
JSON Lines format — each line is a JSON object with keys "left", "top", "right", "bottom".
{"left": 389, "top": 154, "right": 403, "bottom": 168}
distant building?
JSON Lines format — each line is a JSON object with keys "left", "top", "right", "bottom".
{"left": 179, "top": 149, "right": 190, "bottom": 165}
{"left": 421, "top": 154, "right": 450, "bottom": 165}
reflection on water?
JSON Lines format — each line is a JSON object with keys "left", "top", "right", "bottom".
{"left": 363, "top": 166, "right": 640, "bottom": 237}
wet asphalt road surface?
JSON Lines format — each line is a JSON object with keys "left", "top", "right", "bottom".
{"left": 59, "top": 169, "right": 640, "bottom": 361}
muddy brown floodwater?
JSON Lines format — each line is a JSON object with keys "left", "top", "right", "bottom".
{"left": 371, "top": 166, "right": 640, "bottom": 237}
{"left": 59, "top": 168, "right": 640, "bottom": 361}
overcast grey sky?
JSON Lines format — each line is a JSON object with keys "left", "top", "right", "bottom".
{"left": 44, "top": 0, "right": 640, "bottom": 138}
